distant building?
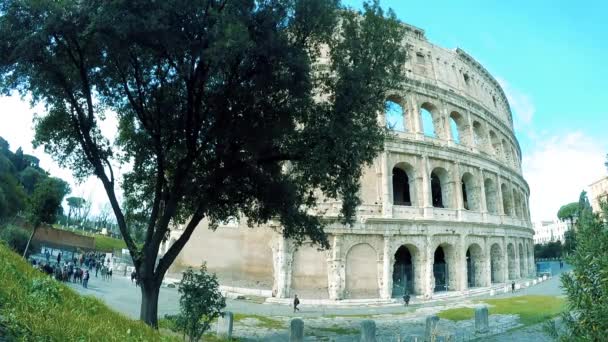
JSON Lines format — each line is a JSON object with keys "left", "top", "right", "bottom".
{"left": 533, "top": 220, "right": 571, "bottom": 244}
{"left": 589, "top": 176, "right": 608, "bottom": 213}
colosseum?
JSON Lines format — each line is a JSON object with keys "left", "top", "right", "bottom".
{"left": 166, "top": 22, "right": 534, "bottom": 301}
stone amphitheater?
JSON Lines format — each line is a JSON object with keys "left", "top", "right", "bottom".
{"left": 165, "top": 22, "right": 534, "bottom": 302}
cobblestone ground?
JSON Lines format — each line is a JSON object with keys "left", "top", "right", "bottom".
{"left": 66, "top": 261, "right": 567, "bottom": 341}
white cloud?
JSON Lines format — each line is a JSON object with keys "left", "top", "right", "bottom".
{"left": 496, "top": 77, "right": 535, "bottom": 127}
{"left": 523, "top": 131, "right": 606, "bottom": 221}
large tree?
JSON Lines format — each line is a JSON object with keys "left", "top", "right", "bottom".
{"left": 557, "top": 202, "right": 578, "bottom": 227}
{"left": 0, "top": 0, "right": 407, "bottom": 326}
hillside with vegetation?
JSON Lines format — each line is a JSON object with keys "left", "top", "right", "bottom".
{"left": 0, "top": 241, "right": 176, "bottom": 341}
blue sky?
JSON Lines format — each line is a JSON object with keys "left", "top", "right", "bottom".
{"left": 0, "top": 1, "right": 606, "bottom": 221}
{"left": 345, "top": 0, "right": 608, "bottom": 220}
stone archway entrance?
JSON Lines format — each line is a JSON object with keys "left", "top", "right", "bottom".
{"left": 392, "top": 246, "right": 414, "bottom": 297}
{"left": 490, "top": 243, "right": 504, "bottom": 283}
{"left": 433, "top": 246, "right": 449, "bottom": 292}
{"left": 466, "top": 244, "right": 484, "bottom": 288}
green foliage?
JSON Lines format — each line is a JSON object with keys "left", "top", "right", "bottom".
{"left": 169, "top": 264, "right": 226, "bottom": 342}
{"left": 437, "top": 296, "right": 565, "bottom": 325}
{"left": 534, "top": 240, "right": 563, "bottom": 259}
{"left": 0, "top": 242, "right": 178, "bottom": 341}
{"left": 26, "top": 177, "right": 70, "bottom": 227}
{"left": 0, "top": 0, "right": 408, "bottom": 325}
{"left": 94, "top": 233, "right": 127, "bottom": 252}
{"left": 557, "top": 202, "right": 578, "bottom": 224}
{"left": 559, "top": 199, "right": 608, "bottom": 341}
{"left": 0, "top": 224, "right": 30, "bottom": 253}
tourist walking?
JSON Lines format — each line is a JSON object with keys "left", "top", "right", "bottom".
{"left": 83, "top": 270, "right": 90, "bottom": 288}
{"left": 511, "top": 280, "right": 515, "bottom": 293}
{"left": 56, "top": 252, "right": 61, "bottom": 265}
{"left": 45, "top": 249, "right": 50, "bottom": 262}
{"left": 293, "top": 294, "right": 300, "bottom": 313}
{"left": 403, "top": 292, "right": 410, "bottom": 306}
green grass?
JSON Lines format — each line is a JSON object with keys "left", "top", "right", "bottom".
{"left": 233, "top": 313, "right": 285, "bottom": 329}
{"left": 437, "top": 295, "right": 566, "bottom": 326}
{"left": 93, "top": 234, "right": 127, "bottom": 252}
{"left": 0, "top": 242, "right": 177, "bottom": 341}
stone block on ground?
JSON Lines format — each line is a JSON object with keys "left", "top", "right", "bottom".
{"left": 475, "top": 305, "right": 489, "bottom": 333}
{"left": 360, "top": 320, "right": 376, "bottom": 342}
{"left": 425, "top": 315, "right": 439, "bottom": 341}
{"left": 289, "top": 318, "right": 304, "bottom": 342}
{"left": 216, "top": 311, "right": 233, "bottom": 339}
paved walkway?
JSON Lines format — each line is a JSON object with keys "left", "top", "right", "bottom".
{"left": 68, "top": 261, "right": 570, "bottom": 320}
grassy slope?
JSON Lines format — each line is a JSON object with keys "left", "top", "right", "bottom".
{"left": 52, "top": 224, "right": 127, "bottom": 252}
{"left": 0, "top": 242, "right": 175, "bottom": 341}
{"left": 437, "top": 295, "right": 566, "bottom": 325}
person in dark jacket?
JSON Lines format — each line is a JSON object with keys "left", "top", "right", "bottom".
{"left": 293, "top": 294, "right": 300, "bottom": 313}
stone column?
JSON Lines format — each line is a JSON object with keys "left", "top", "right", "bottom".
{"left": 466, "top": 110, "right": 477, "bottom": 151}
{"left": 380, "top": 235, "right": 393, "bottom": 299}
{"left": 483, "top": 237, "right": 492, "bottom": 287}
{"left": 453, "top": 162, "right": 464, "bottom": 218}
{"left": 502, "top": 237, "right": 509, "bottom": 282}
{"left": 423, "top": 235, "right": 434, "bottom": 297}
{"left": 381, "top": 151, "right": 392, "bottom": 217}
{"left": 272, "top": 237, "right": 293, "bottom": 298}
{"left": 443, "top": 105, "right": 454, "bottom": 145}
{"left": 409, "top": 94, "right": 423, "bottom": 139}
{"left": 421, "top": 155, "right": 433, "bottom": 218}
{"left": 478, "top": 168, "right": 488, "bottom": 214}
{"left": 509, "top": 181, "right": 516, "bottom": 219}
{"left": 529, "top": 240, "right": 536, "bottom": 277}
{"left": 496, "top": 176, "right": 505, "bottom": 216}
{"left": 328, "top": 235, "right": 345, "bottom": 300}
{"left": 457, "top": 234, "right": 467, "bottom": 291}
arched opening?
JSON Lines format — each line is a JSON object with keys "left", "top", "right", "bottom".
{"left": 502, "top": 139, "right": 512, "bottom": 164}
{"left": 431, "top": 172, "right": 443, "bottom": 208}
{"left": 461, "top": 173, "right": 479, "bottom": 211}
{"left": 392, "top": 245, "right": 416, "bottom": 297}
{"left": 518, "top": 243, "right": 525, "bottom": 278}
{"left": 449, "top": 117, "right": 460, "bottom": 144}
{"left": 513, "top": 190, "right": 523, "bottom": 218}
{"left": 466, "top": 244, "right": 484, "bottom": 288}
{"left": 512, "top": 147, "right": 518, "bottom": 168}
{"left": 420, "top": 103, "right": 438, "bottom": 138}
{"left": 507, "top": 243, "right": 517, "bottom": 280}
{"left": 392, "top": 167, "right": 411, "bottom": 206}
{"left": 385, "top": 100, "right": 405, "bottom": 132}
{"left": 489, "top": 130, "right": 501, "bottom": 158}
{"left": 490, "top": 243, "right": 504, "bottom": 283}
{"left": 345, "top": 243, "right": 379, "bottom": 299}
{"left": 473, "top": 121, "right": 485, "bottom": 150}
{"left": 291, "top": 244, "right": 329, "bottom": 299}
{"left": 433, "top": 244, "right": 455, "bottom": 292}
{"left": 431, "top": 167, "right": 451, "bottom": 209}
{"left": 501, "top": 183, "right": 513, "bottom": 216}
{"left": 449, "top": 111, "right": 470, "bottom": 146}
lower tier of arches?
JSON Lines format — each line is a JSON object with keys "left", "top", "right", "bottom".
{"left": 272, "top": 232, "right": 535, "bottom": 300}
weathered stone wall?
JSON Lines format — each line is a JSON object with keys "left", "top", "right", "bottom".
{"left": 173, "top": 219, "right": 275, "bottom": 289}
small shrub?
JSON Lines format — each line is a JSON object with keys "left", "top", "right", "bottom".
{"left": 172, "top": 263, "right": 226, "bottom": 342}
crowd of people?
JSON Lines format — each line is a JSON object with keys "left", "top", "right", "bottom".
{"left": 31, "top": 249, "right": 116, "bottom": 288}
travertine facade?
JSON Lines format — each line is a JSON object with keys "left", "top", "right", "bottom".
{"left": 167, "top": 23, "right": 534, "bottom": 300}
{"left": 589, "top": 176, "right": 608, "bottom": 213}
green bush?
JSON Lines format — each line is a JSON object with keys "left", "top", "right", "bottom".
{"left": 0, "top": 224, "right": 30, "bottom": 254}
{"left": 170, "top": 263, "right": 226, "bottom": 342}
{"left": 0, "top": 241, "right": 178, "bottom": 341}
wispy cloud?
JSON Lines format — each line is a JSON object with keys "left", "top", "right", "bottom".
{"left": 496, "top": 77, "right": 535, "bottom": 127}
{"left": 523, "top": 131, "right": 606, "bottom": 221}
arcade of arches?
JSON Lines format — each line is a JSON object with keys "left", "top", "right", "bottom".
{"left": 272, "top": 235, "right": 536, "bottom": 300}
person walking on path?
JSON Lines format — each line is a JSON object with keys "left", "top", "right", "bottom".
{"left": 56, "top": 252, "right": 61, "bottom": 265}
{"left": 403, "top": 292, "right": 410, "bottom": 307}
{"left": 83, "top": 270, "right": 90, "bottom": 288}
{"left": 45, "top": 249, "right": 50, "bottom": 263}
{"left": 293, "top": 294, "right": 300, "bottom": 313}
{"left": 511, "top": 280, "right": 515, "bottom": 293}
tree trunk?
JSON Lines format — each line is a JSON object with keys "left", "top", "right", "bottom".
{"left": 22, "top": 224, "right": 39, "bottom": 258}
{"left": 140, "top": 280, "right": 161, "bottom": 328}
